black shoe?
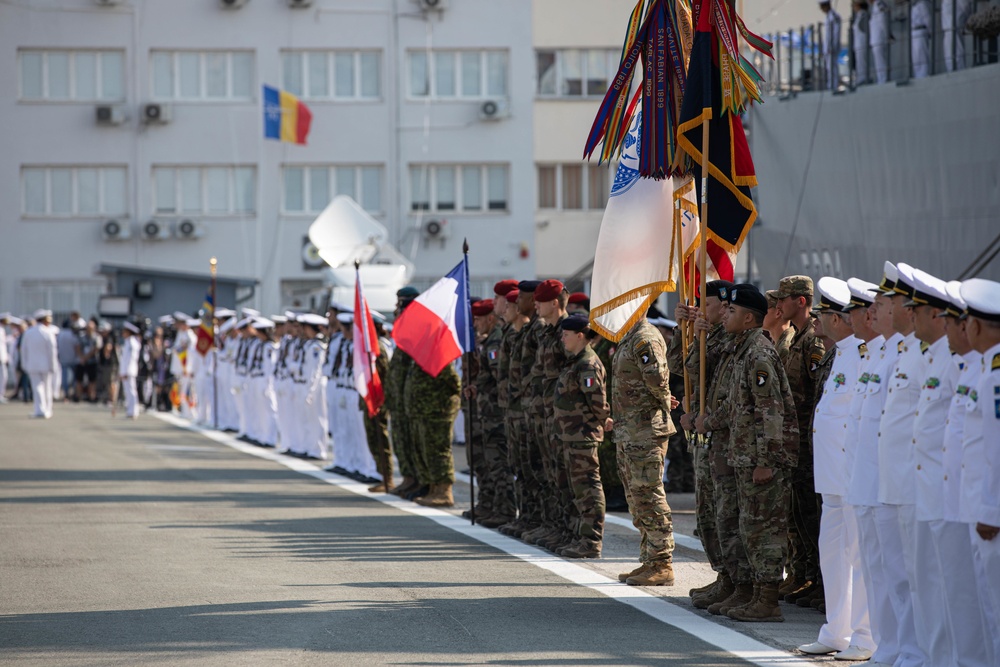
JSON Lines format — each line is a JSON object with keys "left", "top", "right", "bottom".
{"left": 326, "top": 466, "right": 349, "bottom": 476}
{"left": 406, "top": 485, "right": 430, "bottom": 501}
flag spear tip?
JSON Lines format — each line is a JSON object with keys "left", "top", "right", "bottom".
{"left": 463, "top": 238, "right": 469, "bottom": 254}
{"left": 354, "top": 259, "right": 360, "bottom": 270}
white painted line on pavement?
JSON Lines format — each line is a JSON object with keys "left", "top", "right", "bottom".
{"left": 154, "top": 413, "right": 810, "bottom": 667}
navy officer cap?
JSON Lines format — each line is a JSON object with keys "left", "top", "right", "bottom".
{"left": 560, "top": 313, "right": 591, "bottom": 332}
{"left": 728, "top": 283, "right": 769, "bottom": 316}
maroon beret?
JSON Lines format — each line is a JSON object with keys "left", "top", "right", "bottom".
{"left": 505, "top": 289, "right": 520, "bottom": 303}
{"left": 471, "top": 299, "right": 494, "bottom": 317}
{"left": 534, "top": 279, "right": 565, "bottom": 302}
{"left": 493, "top": 279, "right": 519, "bottom": 296}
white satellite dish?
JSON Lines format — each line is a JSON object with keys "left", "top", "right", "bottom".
{"left": 307, "top": 196, "right": 388, "bottom": 268}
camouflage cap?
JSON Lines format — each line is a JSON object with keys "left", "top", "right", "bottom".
{"left": 772, "top": 275, "right": 814, "bottom": 299}
{"left": 765, "top": 290, "right": 779, "bottom": 309}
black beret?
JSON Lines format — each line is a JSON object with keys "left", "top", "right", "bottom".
{"left": 560, "top": 313, "right": 591, "bottom": 332}
{"left": 517, "top": 280, "right": 542, "bottom": 293}
{"left": 705, "top": 280, "right": 736, "bottom": 301}
{"left": 728, "top": 283, "right": 769, "bottom": 316}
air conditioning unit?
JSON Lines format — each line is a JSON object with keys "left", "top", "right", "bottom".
{"left": 141, "top": 219, "right": 171, "bottom": 241}
{"left": 101, "top": 219, "right": 131, "bottom": 241}
{"left": 478, "top": 98, "right": 509, "bottom": 121}
{"left": 96, "top": 104, "right": 127, "bottom": 126}
{"left": 422, "top": 218, "right": 448, "bottom": 241}
{"left": 302, "top": 238, "right": 326, "bottom": 271}
{"left": 175, "top": 219, "right": 204, "bottom": 240}
{"left": 94, "top": 0, "right": 123, "bottom": 6}
{"left": 141, "top": 103, "right": 171, "bottom": 124}
{"left": 286, "top": 0, "right": 313, "bottom": 7}
{"left": 418, "top": 0, "right": 448, "bottom": 10}
{"left": 219, "top": 0, "right": 248, "bottom": 8}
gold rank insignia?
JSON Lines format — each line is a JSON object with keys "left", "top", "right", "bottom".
{"left": 992, "top": 353, "right": 1000, "bottom": 371}
{"left": 920, "top": 342, "right": 930, "bottom": 354}
{"left": 898, "top": 341, "right": 906, "bottom": 353}
{"left": 859, "top": 343, "right": 868, "bottom": 355}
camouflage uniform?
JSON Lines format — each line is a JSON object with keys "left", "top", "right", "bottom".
{"left": 501, "top": 322, "right": 528, "bottom": 523}
{"left": 592, "top": 337, "right": 624, "bottom": 506}
{"left": 773, "top": 326, "right": 795, "bottom": 363}
{"left": 707, "top": 327, "right": 799, "bottom": 583}
{"left": 406, "top": 361, "right": 461, "bottom": 485}
{"left": 361, "top": 338, "right": 392, "bottom": 484}
{"left": 611, "top": 319, "right": 676, "bottom": 565}
{"left": 474, "top": 322, "right": 515, "bottom": 520}
{"left": 554, "top": 345, "right": 608, "bottom": 543}
{"left": 386, "top": 349, "right": 416, "bottom": 481}
{"left": 537, "top": 316, "right": 570, "bottom": 533}
{"left": 517, "top": 317, "right": 545, "bottom": 528}
{"left": 783, "top": 318, "right": 825, "bottom": 583}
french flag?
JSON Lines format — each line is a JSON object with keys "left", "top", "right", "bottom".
{"left": 392, "top": 256, "right": 474, "bottom": 377}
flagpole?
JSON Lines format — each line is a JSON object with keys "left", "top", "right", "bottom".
{"left": 357, "top": 260, "right": 393, "bottom": 492}
{"left": 676, "top": 200, "right": 692, "bottom": 415}
{"left": 210, "top": 257, "right": 218, "bottom": 430}
{"left": 698, "top": 121, "right": 709, "bottom": 417}
{"left": 462, "top": 239, "right": 477, "bottom": 525}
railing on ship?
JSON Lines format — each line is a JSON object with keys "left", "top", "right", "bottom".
{"left": 751, "top": 0, "right": 999, "bottom": 95}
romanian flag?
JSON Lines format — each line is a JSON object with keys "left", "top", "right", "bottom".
{"left": 263, "top": 85, "right": 312, "bottom": 145}
{"left": 675, "top": 0, "right": 760, "bottom": 259}
{"left": 195, "top": 291, "right": 214, "bottom": 355}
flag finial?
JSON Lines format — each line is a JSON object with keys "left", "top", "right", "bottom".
{"left": 354, "top": 259, "right": 360, "bottom": 270}
{"left": 463, "top": 238, "right": 469, "bottom": 254}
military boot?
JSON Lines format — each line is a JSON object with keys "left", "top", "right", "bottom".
{"left": 728, "top": 582, "right": 784, "bottom": 622}
{"left": 520, "top": 526, "right": 549, "bottom": 544}
{"left": 559, "top": 539, "right": 601, "bottom": 559}
{"left": 498, "top": 520, "right": 525, "bottom": 537}
{"left": 625, "top": 561, "right": 675, "bottom": 586}
{"left": 707, "top": 582, "right": 753, "bottom": 616}
{"left": 477, "top": 514, "right": 510, "bottom": 529}
{"left": 618, "top": 563, "right": 650, "bottom": 582}
{"left": 796, "top": 586, "right": 824, "bottom": 608}
{"left": 692, "top": 574, "right": 735, "bottom": 610}
{"left": 726, "top": 583, "right": 760, "bottom": 616}
{"left": 390, "top": 476, "right": 417, "bottom": 497}
{"left": 414, "top": 483, "right": 454, "bottom": 507}
{"left": 406, "top": 484, "right": 431, "bottom": 501}
{"left": 690, "top": 571, "right": 725, "bottom": 597}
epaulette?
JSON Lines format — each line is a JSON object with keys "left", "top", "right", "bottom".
{"left": 898, "top": 340, "right": 905, "bottom": 353}
{"left": 858, "top": 342, "right": 868, "bottom": 356}
{"left": 992, "top": 353, "right": 1000, "bottom": 371}
{"left": 920, "top": 341, "right": 930, "bottom": 354}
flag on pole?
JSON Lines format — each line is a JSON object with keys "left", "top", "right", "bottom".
{"left": 263, "top": 85, "right": 313, "bottom": 145}
{"left": 391, "top": 257, "right": 474, "bottom": 377}
{"left": 195, "top": 291, "right": 214, "bottom": 355}
{"left": 589, "top": 108, "right": 679, "bottom": 343}
{"left": 353, "top": 266, "right": 385, "bottom": 418}
{"left": 674, "top": 178, "right": 737, "bottom": 284}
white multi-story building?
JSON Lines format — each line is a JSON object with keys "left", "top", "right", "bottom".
{"left": 0, "top": 0, "right": 538, "bottom": 318}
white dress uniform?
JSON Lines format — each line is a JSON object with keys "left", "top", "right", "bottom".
{"left": 852, "top": 6, "right": 870, "bottom": 83}
{"left": 120, "top": 326, "right": 141, "bottom": 419}
{"left": 824, "top": 5, "right": 843, "bottom": 90}
{"left": 191, "top": 346, "right": 215, "bottom": 427}
{"left": 299, "top": 335, "right": 329, "bottom": 460}
{"left": 869, "top": 0, "right": 892, "bottom": 83}
{"left": 324, "top": 330, "right": 344, "bottom": 462}
{"left": 273, "top": 333, "right": 298, "bottom": 453}
{"left": 20, "top": 312, "right": 58, "bottom": 418}
{"left": 806, "top": 278, "right": 873, "bottom": 657}
{"left": 250, "top": 331, "right": 279, "bottom": 447}
{"left": 215, "top": 324, "right": 239, "bottom": 431}
{"left": 910, "top": 0, "right": 932, "bottom": 78}
{"left": 232, "top": 331, "right": 253, "bottom": 437}
{"left": 942, "top": 0, "right": 972, "bottom": 71}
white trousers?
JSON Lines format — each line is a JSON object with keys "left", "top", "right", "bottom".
{"left": 28, "top": 371, "right": 52, "bottom": 418}
{"left": 0, "top": 361, "right": 8, "bottom": 396}
{"left": 275, "top": 382, "right": 298, "bottom": 453}
{"left": 818, "top": 495, "right": 873, "bottom": 651}
{"left": 856, "top": 506, "right": 900, "bottom": 665}
{"left": 330, "top": 386, "right": 371, "bottom": 474}
{"left": 911, "top": 31, "right": 930, "bottom": 78}
{"left": 826, "top": 52, "right": 839, "bottom": 89}
{"left": 913, "top": 520, "right": 952, "bottom": 665}
{"left": 179, "top": 374, "right": 194, "bottom": 418}
{"left": 233, "top": 376, "right": 248, "bottom": 436}
{"left": 932, "top": 521, "right": 993, "bottom": 667}
{"left": 122, "top": 375, "right": 138, "bottom": 418}
{"left": 872, "top": 42, "right": 890, "bottom": 83}
{"left": 193, "top": 375, "right": 213, "bottom": 425}
{"left": 873, "top": 504, "right": 925, "bottom": 667}
{"left": 301, "top": 381, "right": 329, "bottom": 460}
{"left": 970, "top": 524, "right": 1000, "bottom": 662}
{"left": 944, "top": 29, "right": 966, "bottom": 71}
{"left": 854, "top": 46, "right": 870, "bottom": 83}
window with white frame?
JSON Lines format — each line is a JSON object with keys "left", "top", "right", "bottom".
{"left": 18, "top": 50, "right": 125, "bottom": 102}
{"left": 282, "top": 165, "right": 383, "bottom": 214}
{"left": 152, "top": 166, "right": 256, "bottom": 215}
{"left": 280, "top": 51, "right": 381, "bottom": 100}
{"left": 536, "top": 49, "right": 619, "bottom": 97}
{"left": 151, "top": 51, "right": 254, "bottom": 101}
{"left": 407, "top": 50, "right": 508, "bottom": 99}
{"left": 537, "top": 163, "right": 610, "bottom": 211}
{"left": 410, "top": 165, "right": 508, "bottom": 213}
{"left": 21, "top": 166, "right": 127, "bottom": 217}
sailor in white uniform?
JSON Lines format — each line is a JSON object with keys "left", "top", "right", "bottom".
{"left": 298, "top": 313, "right": 330, "bottom": 460}
{"left": 119, "top": 322, "right": 142, "bottom": 419}
{"left": 20, "top": 309, "right": 58, "bottom": 419}
{"left": 821, "top": 0, "right": 843, "bottom": 90}
{"left": 910, "top": 0, "right": 932, "bottom": 78}
{"left": 869, "top": 0, "right": 892, "bottom": 83}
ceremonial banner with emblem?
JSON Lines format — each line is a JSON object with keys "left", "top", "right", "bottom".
{"left": 195, "top": 290, "right": 214, "bottom": 356}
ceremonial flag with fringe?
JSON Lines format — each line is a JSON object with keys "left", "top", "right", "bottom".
{"left": 352, "top": 267, "right": 384, "bottom": 418}
{"left": 674, "top": 178, "right": 736, "bottom": 285}
{"left": 195, "top": 291, "right": 214, "bottom": 355}
{"left": 590, "top": 109, "right": 680, "bottom": 342}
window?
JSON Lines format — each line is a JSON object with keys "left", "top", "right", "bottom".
{"left": 153, "top": 166, "right": 256, "bottom": 215}
{"left": 280, "top": 50, "right": 381, "bottom": 100}
{"left": 282, "top": 165, "right": 383, "bottom": 214}
{"left": 150, "top": 51, "right": 254, "bottom": 101}
{"left": 408, "top": 50, "right": 508, "bottom": 99}
{"left": 18, "top": 50, "right": 124, "bottom": 101}
{"left": 536, "top": 49, "right": 618, "bottom": 97}
{"left": 536, "top": 163, "right": 610, "bottom": 211}
{"left": 21, "top": 166, "right": 127, "bottom": 217}
{"left": 409, "top": 165, "right": 508, "bottom": 213}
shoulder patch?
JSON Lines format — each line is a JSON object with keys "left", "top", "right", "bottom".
{"left": 636, "top": 340, "right": 653, "bottom": 365}
{"left": 993, "top": 353, "right": 1000, "bottom": 371}
{"left": 489, "top": 349, "right": 498, "bottom": 360}
{"left": 756, "top": 370, "right": 769, "bottom": 387}
{"left": 809, "top": 352, "right": 822, "bottom": 372}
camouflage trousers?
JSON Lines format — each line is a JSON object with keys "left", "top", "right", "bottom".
{"left": 564, "top": 442, "right": 605, "bottom": 542}
{"left": 665, "top": 428, "right": 694, "bottom": 491}
{"left": 616, "top": 435, "right": 674, "bottom": 564}
{"left": 473, "top": 419, "right": 515, "bottom": 520}
{"left": 598, "top": 434, "right": 624, "bottom": 500}
{"left": 788, "top": 444, "right": 821, "bottom": 581}
{"left": 363, "top": 409, "right": 393, "bottom": 485}
{"left": 505, "top": 411, "right": 525, "bottom": 520}
{"left": 519, "top": 401, "right": 546, "bottom": 528}
{"left": 736, "top": 466, "right": 791, "bottom": 583}
{"left": 537, "top": 402, "right": 572, "bottom": 531}
{"left": 389, "top": 410, "right": 417, "bottom": 480}
{"left": 711, "top": 452, "right": 751, "bottom": 585}
{"left": 413, "top": 414, "right": 457, "bottom": 485}
{"left": 694, "top": 444, "right": 724, "bottom": 571}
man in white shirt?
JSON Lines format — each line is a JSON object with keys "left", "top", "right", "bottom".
{"left": 20, "top": 309, "right": 58, "bottom": 419}
{"left": 120, "top": 322, "right": 142, "bottom": 419}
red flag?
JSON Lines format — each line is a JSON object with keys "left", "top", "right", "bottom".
{"left": 195, "top": 290, "right": 214, "bottom": 355}
{"left": 353, "top": 267, "right": 384, "bottom": 417}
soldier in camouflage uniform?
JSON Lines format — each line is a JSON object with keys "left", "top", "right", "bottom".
{"left": 387, "top": 288, "right": 419, "bottom": 498}
{"left": 612, "top": 316, "right": 677, "bottom": 586}
{"left": 698, "top": 284, "right": 799, "bottom": 622}
{"left": 592, "top": 335, "right": 626, "bottom": 511}
{"left": 498, "top": 288, "right": 532, "bottom": 537}
{"left": 409, "top": 356, "right": 461, "bottom": 508}
{"left": 764, "top": 291, "right": 795, "bottom": 362}
{"left": 513, "top": 281, "right": 548, "bottom": 543}
{"left": 553, "top": 314, "right": 609, "bottom": 558}
{"left": 773, "top": 275, "right": 826, "bottom": 603}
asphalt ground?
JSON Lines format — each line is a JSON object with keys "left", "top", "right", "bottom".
{"left": 0, "top": 401, "right": 845, "bottom": 666}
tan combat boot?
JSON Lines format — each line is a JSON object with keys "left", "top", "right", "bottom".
{"left": 690, "top": 572, "right": 724, "bottom": 597}
{"left": 728, "top": 582, "right": 784, "bottom": 622}
{"left": 692, "top": 573, "right": 735, "bottom": 610}
{"left": 414, "top": 483, "right": 455, "bottom": 507}
{"left": 625, "top": 561, "right": 675, "bottom": 586}
{"left": 618, "top": 563, "right": 650, "bottom": 583}
{"left": 707, "top": 582, "right": 753, "bottom": 616}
